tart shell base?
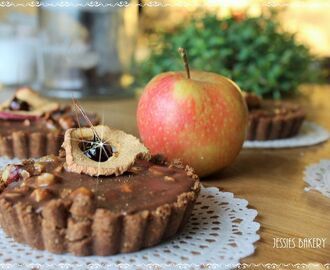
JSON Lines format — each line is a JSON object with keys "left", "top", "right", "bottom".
{"left": 0, "top": 131, "right": 62, "bottom": 159}
{"left": 0, "top": 181, "right": 200, "bottom": 256}
{"left": 246, "top": 113, "right": 305, "bottom": 141}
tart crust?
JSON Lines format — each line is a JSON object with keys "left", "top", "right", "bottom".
{"left": 0, "top": 131, "right": 62, "bottom": 159}
{"left": 0, "top": 158, "right": 200, "bottom": 256}
{"left": 243, "top": 92, "right": 306, "bottom": 141}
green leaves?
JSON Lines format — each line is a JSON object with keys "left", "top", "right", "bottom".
{"left": 137, "top": 13, "right": 321, "bottom": 99}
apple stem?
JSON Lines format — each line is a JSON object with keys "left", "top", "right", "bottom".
{"left": 178, "top": 48, "right": 191, "bottom": 79}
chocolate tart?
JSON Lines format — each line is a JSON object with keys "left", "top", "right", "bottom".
{"left": 0, "top": 88, "right": 99, "bottom": 159}
{"left": 243, "top": 92, "right": 306, "bottom": 141}
{"left": 0, "top": 126, "right": 200, "bottom": 256}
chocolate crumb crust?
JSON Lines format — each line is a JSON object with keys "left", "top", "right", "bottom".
{"left": 0, "top": 156, "right": 200, "bottom": 256}
{"left": 243, "top": 92, "right": 306, "bottom": 141}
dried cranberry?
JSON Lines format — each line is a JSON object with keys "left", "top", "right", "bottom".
{"left": 9, "top": 97, "right": 30, "bottom": 111}
{"left": 6, "top": 165, "right": 23, "bottom": 185}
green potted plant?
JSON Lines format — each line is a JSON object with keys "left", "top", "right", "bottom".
{"left": 137, "top": 11, "right": 321, "bottom": 99}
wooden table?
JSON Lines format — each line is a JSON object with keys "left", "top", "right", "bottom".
{"left": 78, "top": 85, "right": 330, "bottom": 266}
{"left": 1, "top": 85, "right": 329, "bottom": 266}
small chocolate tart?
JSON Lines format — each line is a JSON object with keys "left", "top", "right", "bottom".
{"left": 0, "top": 155, "right": 200, "bottom": 256}
{"left": 0, "top": 88, "right": 99, "bottom": 159}
{"left": 243, "top": 92, "right": 306, "bottom": 141}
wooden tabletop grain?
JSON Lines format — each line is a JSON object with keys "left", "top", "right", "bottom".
{"left": 1, "top": 85, "right": 329, "bottom": 266}
{"left": 78, "top": 85, "right": 330, "bottom": 266}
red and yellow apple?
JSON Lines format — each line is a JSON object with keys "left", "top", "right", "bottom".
{"left": 137, "top": 49, "right": 248, "bottom": 177}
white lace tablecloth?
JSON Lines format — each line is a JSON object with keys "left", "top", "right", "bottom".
{"left": 304, "top": 160, "right": 330, "bottom": 198}
{"left": 0, "top": 187, "right": 260, "bottom": 270}
{"left": 244, "top": 121, "right": 329, "bottom": 149}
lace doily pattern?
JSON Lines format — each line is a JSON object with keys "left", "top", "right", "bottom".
{"left": 0, "top": 187, "right": 260, "bottom": 269}
{"left": 243, "top": 121, "right": 329, "bottom": 149}
{"left": 304, "top": 160, "right": 330, "bottom": 198}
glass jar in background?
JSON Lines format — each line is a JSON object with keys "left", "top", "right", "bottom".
{"left": 0, "top": 22, "right": 37, "bottom": 87}
{"left": 38, "top": 0, "right": 138, "bottom": 98}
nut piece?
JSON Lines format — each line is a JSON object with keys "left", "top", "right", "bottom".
{"left": 1, "top": 164, "right": 24, "bottom": 185}
{"left": 149, "top": 166, "right": 166, "bottom": 176}
{"left": 120, "top": 183, "right": 132, "bottom": 193}
{"left": 53, "top": 165, "right": 63, "bottom": 174}
{"left": 128, "top": 166, "right": 143, "bottom": 174}
{"left": 71, "top": 187, "right": 93, "bottom": 198}
{"left": 60, "top": 188, "right": 72, "bottom": 198}
{"left": 30, "top": 188, "right": 51, "bottom": 202}
{"left": 33, "top": 163, "right": 45, "bottom": 174}
{"left": 4, "top": 192, "right": 24, "bottom": 200}
{"left": 23, "top": 119, "right": 31, "bottom": 126}
{"left": 164, "top": 176, "right": 175, "bottom": 182}
{"left": 58, "top": 115, "right": 76, "bottom": 130}
{"left": 20, "top": 170, "right": 31, "bottom": 180}
{"left": 36, "top": 173, "right": 56, "bottom": 187}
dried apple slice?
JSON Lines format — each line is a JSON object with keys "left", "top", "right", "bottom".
{"left": 62, "top": 125, "right": 150, "bottom": 176}
{"left": 0, "top": 87, "right": 59, "bottom": 120}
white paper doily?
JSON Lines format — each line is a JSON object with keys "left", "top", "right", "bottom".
{"left": 0, "top": 187, "right": 260, "bottom": 270}
{"left": 243, "top": 121, "right": 329, "bottom": 149}
{"left": 304, "top": 160, "right": 330, "bottom": 198}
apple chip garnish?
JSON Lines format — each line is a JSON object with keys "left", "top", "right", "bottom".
{"left": 0, "top": 87, "right": 59, "bottom": 120}
{"left": 62, "top": 125, "right": 150, "bottom": 176}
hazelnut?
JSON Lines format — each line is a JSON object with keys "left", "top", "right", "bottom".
{"left": 120, "top": 184, "right": 132, "bottom": 193}
{"left": 33, "top": 163, "right": 45, "bottom": 174}
{"left": 128, "top": 166, "right": 143, "bottom": 174}
{"left": 1, "top": 167, "right": 10, "bottom": 182}
{"left": 23, "top": 119, "right": 31, "bottom": 126}
{"left": 4, "top": 192, "right": 24, "bottom": 200}
{"left": 46, "top": 119, "right": 58, "bottom": 130}
{"left": 60, "top": 188, "right": 72, "bottom": 198}
{"left": 59, "top": 116, "right": 76, "bottom": 130}
{"left": 20, "top": 170, "right": 31, "bottom": 180}
{"left": 53, "top": 165, "right": 63, "bottom": 174}
{"left": 30, "top": 188, "right": 51, "bottom": 202}
{"left": 36, "top": 173, "right": 56, "bottom": 187}
{"left": 164, "top": 176, "right": 175, "bottom": 182}
{"left": 71, "top": 187, "right": 93, "bottom": 198}
{"left": 148, "top": 166, "right": 165, "bottom": 176}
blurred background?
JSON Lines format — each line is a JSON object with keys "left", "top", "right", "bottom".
{"left": 0, "top": 0, "right": 329, "bottom": 99}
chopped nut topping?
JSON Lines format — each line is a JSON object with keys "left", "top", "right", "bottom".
{"left": 121, "top": 184, "right": 132, "bottom": 193}
{"left": 128, "top": 166, "right": 143, "bottom": 174}
{"left": 30, "top": 188, "right": 51, "bottom": 202}
{"left": 23, "top": 119, "right": 31, "bottom": 126}
{"left": 38, "top": 155, "right": 57, "bottom": 162}
{"left": 164, "top": 176, "right": 175, "bottom": 182}
{"left": 33, "top": 163, "right": 45, "bottom": 174}
{"left": 53, "top": 165, "right": 64, "bottom": 174}
{"left": 36, "top": 173, "right": 56, "bottom": 187}
{"left": 60, "top": 188, "right": 72, "bottom": 198}
{"left": 4, "top": 192, "right": 24, "bottom": 200}
{"left": 1, "top": 164, "right": 23, "bottom": 184}
{"left": 149, "top": 166, "right": 165, "bottom": 175}
{"left": 58, "top": 115, "right": 76, "bottom": 130}
{"left": 20, "top": 170, "right": 31, "bottom": 180}
{"left": 71, "top": 187, "right": 93, "bottom": 198}
{"left": 46, "top": 119, "right": 58, "bottom": 130}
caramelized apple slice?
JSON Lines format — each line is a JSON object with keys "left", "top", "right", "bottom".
{"left": 0, "top": 87, "right": 59, "bottom": 120}
{"left": 62, "top": 125, "right": 150, "bottom": 176}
